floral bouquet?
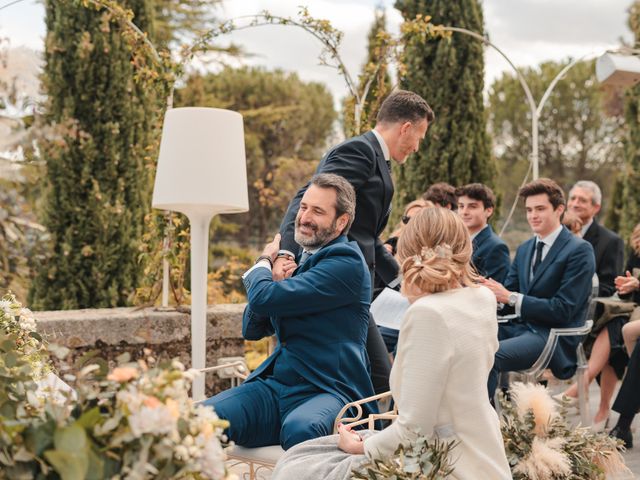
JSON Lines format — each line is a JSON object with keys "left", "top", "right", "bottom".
{"left": 501, "top": 382, "right": 631, "bottom": 480}
{"left": 0, "top": 293, "right": 233, "bottom": 480}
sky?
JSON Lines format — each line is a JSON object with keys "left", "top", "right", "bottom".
{"left": 0, "top": 0, "right": 634, "bottom": 105}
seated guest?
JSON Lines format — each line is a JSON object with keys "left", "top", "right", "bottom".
{"left": 272, "top": 208, "right": 512, "bottom": 480}
{"left": 558, "top": 223, "right": 640, "bottom": 429}
{"left": 383, "top": 198, "right": 432, "bottom": 256}
{"left": 204, "top": 173, "right": 376, "bottom": 450}
{"left": 568, "top": 180, "right": 624, "bottom": 297}
{"left": 456, "top": 183, "right": 511, "bottom": 283}
{"left": 424, "top": 182, "right": 457, "bottom": 210}
{"left": 610, "top": 324, "right": 640, "bottom": 449}
{"left": 483, "top": 178, "right": 595, "bottom": 398}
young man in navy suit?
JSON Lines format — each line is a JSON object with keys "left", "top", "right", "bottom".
{"left": 204, "top": 174, "right": 376, "bottom": 450}
{"left": 275, "top": 90, "right": 434, "bottom": 395}
{"left": 456, "top": 183, "right": 510, "bottom": 283}
{"left": 483, "top": 178, "right": 595, "bottom": 398}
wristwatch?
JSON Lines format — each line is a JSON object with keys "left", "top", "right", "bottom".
{"left": 255, "top": 255, "right": 273, "bottom": 268}
{"left": 507, "top": 292, "right": 518, "bottom": 307}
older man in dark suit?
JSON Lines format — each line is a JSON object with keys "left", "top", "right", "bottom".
{"left": 204, "top": 174, "right": 376, "bottom": 450}
{"left": 456, "top": 183, "right": 511, "bottom": 283}
{"left": 568, "top": 180, "right": 624, "bottom": 297}
{"left": 483, "top": 178, "right": 596, "bottom": 397}
{"left": 275, "top": 90, "right": 434, "bottom": 394}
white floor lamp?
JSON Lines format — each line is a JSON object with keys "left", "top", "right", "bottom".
{"left": 152, "top": 107, "right": 248, "bottom": 400}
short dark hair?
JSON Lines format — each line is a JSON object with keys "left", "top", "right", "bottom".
{"left": 455, "top": 183, "right": 496, "bottom": 210}
{"left": 310, "top": 173, "right": 356, "bottom": 234}
{"left": 518, "top": 178, "right": 565, "bottom": 210}
{"left": 424, "top": 182, "right": 458, "bottom": 210}
{"left": 376, "top": 90, "right": 434, "bottom": 125}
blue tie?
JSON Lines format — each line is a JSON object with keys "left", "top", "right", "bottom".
{"left": 532, "top": 241, "right": 545, "bottom": 275}
{"left": 299, "top": 251, "right": 311, "bottom": 266}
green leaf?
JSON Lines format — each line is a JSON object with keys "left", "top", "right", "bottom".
{"left": 44, "top": 449, "right": 88, "bottom": 480}
{"left": 54, "top": 424, "right": 88, "bottom": 452}
{"left": 4, "top": 351, "right": 18, "bottom": 368}
{"left": 24, "top": 419, "right": 56, "bottom": 455}
{"left": 76, "top": 407, "right": 101, "bottom": 429}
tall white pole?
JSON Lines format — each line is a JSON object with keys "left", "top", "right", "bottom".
{"left": 188, "top": 212, "right": 213, "bottom": 401}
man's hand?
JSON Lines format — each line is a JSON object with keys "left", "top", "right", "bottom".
{"left": 337, "top": 423, "right": 364, "bottom": 455}
{"left": 615, "top": 271, "right": 640, "bottom": 295}
{"left": 272, "top": 256, "right": 297, "bottom": 281}
{"left": 481, "top": 277, "right": 511, "bottom": 304}
{"left": 261, "top": 233, "right": 281, "bottom": 264}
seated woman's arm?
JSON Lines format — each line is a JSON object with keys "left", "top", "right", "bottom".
{"left": 363, "top": 303, "right": 453, "bottom": 459}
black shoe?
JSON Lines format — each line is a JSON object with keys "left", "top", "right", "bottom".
{"left": 610, "top": 426, "right": 633, "bottom": 449}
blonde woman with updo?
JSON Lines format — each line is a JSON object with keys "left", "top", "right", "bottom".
{"left": 273, "top": 208, "right": 512, "bottom": 480}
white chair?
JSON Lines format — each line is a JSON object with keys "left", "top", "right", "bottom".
{"left": 200, "top": 360, "right": 394, "bottom": 480}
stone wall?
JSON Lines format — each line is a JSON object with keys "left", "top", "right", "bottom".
{"left": 35, "top": 304, "right": 246, "bottom": 396}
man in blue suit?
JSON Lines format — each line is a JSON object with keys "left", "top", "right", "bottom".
{"left": 456, "top": 183, "right": 511, "bottom": 283}
{"left": 483, "top": 178, "right": 595, "bottom": 397}
{"left": 204, "top": 173, "right": 376, "bottom": 450}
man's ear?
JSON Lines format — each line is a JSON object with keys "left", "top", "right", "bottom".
{"left": 400, "top": 121, "right": 412, "bottom": 135}
{"left": 593, "top": 203, "right": 602, "bottom": 216}
{"left": 337, "top": 214, "right": 349, "bottom": 233}
{"left": 556, "top": 204, "right": 566, "bottom": 216}
{"left": 485, "top": 207, "right": 494, "bottom": 219}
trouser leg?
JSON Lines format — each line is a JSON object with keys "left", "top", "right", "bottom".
{"left": 613, "top": 339, "right": 640, "bottom": 417}
{"left": 280, "top": 392, "right": 345, "bottom": 450}
{"left": 366, "top": 312, "right": 392, "bottom": 394}
{"left": 202, "top": 379, "right": 281, "bottom": 448}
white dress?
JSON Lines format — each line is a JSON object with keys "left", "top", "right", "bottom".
{"left": 273, "top": 286, "right": 512, "bottom": 480}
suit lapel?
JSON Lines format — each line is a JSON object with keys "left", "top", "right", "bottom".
{"left": 473, "top": 225, "right": 491, "bottom": 250}
{"left": 364, "top": 131, "right": 393, "bottom": 231}
{"left": 528, "top": 227, "right": 571, "bottom": 291}
{"left": 521, "top": 238, "right": 536, "bottom": 291}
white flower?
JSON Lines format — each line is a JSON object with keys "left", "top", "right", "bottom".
{"left": 128, "top": 404, "right": 177, "bottom": 438}
{"left": 18, "top": 308, "right": 37, "bottom": 332}
{"left": 0, "top": 299, "right": 12, "bottom": 315}
{"left": 193, "top": 432, "right": 227, "bottom": 479}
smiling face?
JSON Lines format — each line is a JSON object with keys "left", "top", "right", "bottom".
{"left": 568, "top": 186, "right": 600, "bottom": 224}
{"left": 525, "top": 193, "right": 564, "bottom": 238}
{"left": 294, "top": 184, "right": 348, "bottom": 249}
{"left": 457, "top": 195, "right": 492, "bottom": 235}
{"left": 388, "top": 118, "right": 429, "bottom": 164}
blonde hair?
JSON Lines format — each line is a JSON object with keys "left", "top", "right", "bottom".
{"left": 397, "top": 207, "right": 479, "bottom": 296}
{"left": 389, "top": 198, "right": 434, "bottom": 239}
{"left": 631, "top": 223, "right": 640, "bottom": 256}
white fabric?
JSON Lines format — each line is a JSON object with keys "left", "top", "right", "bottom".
{"left": 363, "top": 286, "right": 512, "bottom": 480}
{"left": 371, "top": 129, "right": 390, "bottom": 161}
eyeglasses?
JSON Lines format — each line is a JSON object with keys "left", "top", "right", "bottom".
{"left": 401, "top": 215, "right": 412, "bottom": 225}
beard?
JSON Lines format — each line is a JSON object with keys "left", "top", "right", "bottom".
{"left": 294, "top": 217, "right": 339, "bottom": 249}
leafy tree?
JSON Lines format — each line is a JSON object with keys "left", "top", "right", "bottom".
{"left": 30, "top": 0, "right": 164, "bottom": 309}
{"left": 174, "top": 67, "right": 335, "bottom": 245}
{"left": 619, "top": 1, "right": 640, "bottom": 240}
{"left": 488, "top": 60, "right": 624, "bottom": 230}
{"left": 393, "top": 0, "right": 494, "bottom": 212}
{"left": 342, "top": 7, "right": 392, "bottom": 138}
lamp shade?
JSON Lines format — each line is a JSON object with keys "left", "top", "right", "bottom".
{"left": 596, "top": 53, "right": 640, "bottom": 87}
{"left": 152, "top": 107, "right": 249, "bottom": 217}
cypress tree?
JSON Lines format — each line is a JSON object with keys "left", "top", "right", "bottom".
{"left": 30, "top": 0, "right": 161, "bottom": 309}
{"left": 393, "top": 0, "right": 494, "bottom": 210}
{"left": 619, "top": 1, "right": 640, "bottom": 242}
{"left": 342, "top": 8, "right": 392, "bottom": 137}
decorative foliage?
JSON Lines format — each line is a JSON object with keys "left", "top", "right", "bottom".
{"left": 351, "top": 434, "right": 457, "bottom": 480}
{"left": 500, "top": 382, "right": 630, "bottom": 480}
{"left": 0, "top": 293, "right": 232, "bottom": 479}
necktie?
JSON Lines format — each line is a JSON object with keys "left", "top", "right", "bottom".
{"left": 532, "top": 241, "right": 545, "bottom": 275}
{"left": 299, "top": 251, "right": 311, "bottom": 266}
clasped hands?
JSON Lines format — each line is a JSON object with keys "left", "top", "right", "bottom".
{"left": 615, "top": 271, "right": 640, "bottom": 296}
{"left": 260, "top": 233, "right": 297, "bottom": 281}
{"left": 480, "top": 277, "right": 512, "bottom": 304}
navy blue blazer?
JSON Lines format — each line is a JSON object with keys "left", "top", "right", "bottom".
{"left": 503, "top": 226, "right": 596, "bottom": 378}
{"left": 241, "top": 235, "right": 377, "bottom": 415}
{"left": 472, "top": 225, "right": 511, "bottom": 283}
{"left": 279, "top": 131, "right": 398, "bottom": 286}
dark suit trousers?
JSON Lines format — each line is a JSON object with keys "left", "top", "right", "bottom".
{"left": 612, "top": 339, "right": 640, "bottom": 417}
{"left": 487, "top": 322, "right": 547, "bottom": 398}
{"left": 367, "top": 312, "right": 392, "bottom": 394}
{"left": 203, "top": 374, "right": 344, "bottom": 450}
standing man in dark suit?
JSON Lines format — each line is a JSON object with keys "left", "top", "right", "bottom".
{"left": 204, "top": 174, "right": 376, "bottom": 450}
{"left": 568, "top": 180, "right": 624, "bottom": 297}
{"left": 275, "top": 90, "right": 434, "bottom": 394}
{"left": 483, "top": 179, "right": 595, "bottom": 398}
{"left": 456, "top": 183, "right": 511, "bottom": 283}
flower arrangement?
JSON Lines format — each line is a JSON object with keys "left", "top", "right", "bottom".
{"left": 501, "top": 382, "right": 631, "bottom": 480}
{"left": 0, "top": 293, "right": 233, "bottom": 479}
{"left": 351, "top": 434, "right": 457, "bottom": 480}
